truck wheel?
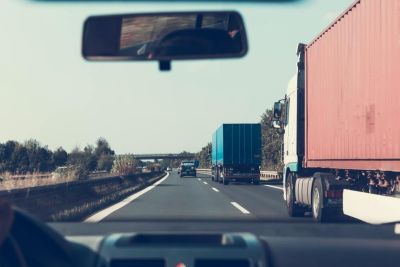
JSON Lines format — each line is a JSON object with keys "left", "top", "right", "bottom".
{"left": 312, "top": 178, "right": 329, "bottom": 222}
{"left": 253, "top": 179, "right": 260, "bottom": 185}
{"left": 285, "top": 172, "right": 304, "bottom": 217}
{"left": 212, "top": 176, "right": 215, "bottom": 181}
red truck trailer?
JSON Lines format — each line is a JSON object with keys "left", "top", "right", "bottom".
{"left": 273, "top": 0, "right": 400, "bottom": 222}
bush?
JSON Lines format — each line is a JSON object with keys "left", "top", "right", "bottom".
{"left": 111, "top": 155, "right": 138, "bottom": 176}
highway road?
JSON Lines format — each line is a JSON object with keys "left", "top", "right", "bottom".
{"left": 87, "top": 171, "right": 312, "bottom": 222}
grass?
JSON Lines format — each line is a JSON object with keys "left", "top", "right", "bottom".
{"left": 0, "top": 171, "right": 78, "bottom": 191}
{"left": 49, "top": 174, "right": 163, "bottom": 221}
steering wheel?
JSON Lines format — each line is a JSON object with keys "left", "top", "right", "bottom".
{"left": 0, "top": 201, "right": 98, "bottom": 267}
{"left": 0, "top": 201, "right": 28, "bottom": 267}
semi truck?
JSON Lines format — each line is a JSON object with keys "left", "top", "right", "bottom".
{"left": 211, "top": 124, "right": 261, "bottom": 185}
{"left": 273, "top": 0, "right": 400, "bottom": 222}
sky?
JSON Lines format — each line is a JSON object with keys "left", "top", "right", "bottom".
{"left": 0, "top": 0, "right": 354, "bottom": 154}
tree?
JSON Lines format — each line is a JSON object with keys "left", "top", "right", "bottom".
{"left": 93, "top": 137, "right": 115, "bottom": 171}
{"left": 96, "top": 154, "right": 114, "bottom": 171}
{"left": 260, "top": 109, "right": 284, "bottom": 171}
{"left": 195, "top": 143, "right": 211, "bottom": 168}
{"left": 36, "top": 147, "right": 53, "bottom": 172}
{"left": 0, "top": 138, "right": 118, "bottom": 175}
{"left": 94, "top": 137, "right": 115, "bottom": 158}
{"left": 23, "top": 139, "right": 53, "bottom": 172}
{"left": 83, "top": 145, "right": 97, "bottom": 171}
{"left": 53, "top": 147, "right": 68, "bottom": 167}
{"left": 1, "top": 141, "right": 18, "bottom": 172}
{"left": 67, "top": 147, "right": 84, "bottom": 166}
{"left": 11, "top": 144, "right": 29, "bottom": 173}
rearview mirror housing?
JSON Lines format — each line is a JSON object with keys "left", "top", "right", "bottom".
{"left": 82, "top": 11, "right": 248, "bottom": 70}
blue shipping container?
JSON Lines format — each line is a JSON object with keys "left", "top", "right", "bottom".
{"left": 211, "top": 124, "right": 261, "bottom": 166}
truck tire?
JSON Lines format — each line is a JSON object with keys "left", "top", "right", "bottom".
{"left": 285, "top": 172, "right": 304, "bottom": 217}
{"left": 253, "top": 179, "right": 260, "bottom": 185}
{"left": 312, "top": 178, "right": 329, "bottom": 222}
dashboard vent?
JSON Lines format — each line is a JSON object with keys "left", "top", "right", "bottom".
{"left": 195, "top": 259, "right": 250, "bottom": 267}
{"left": 110, "top": 259, "right": 165, "bottom": 267}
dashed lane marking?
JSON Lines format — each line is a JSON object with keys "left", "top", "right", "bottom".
{"left": 230, "top": 202, "right": 250, "bottom": 214}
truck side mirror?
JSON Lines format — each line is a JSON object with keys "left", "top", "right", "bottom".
{"left": 273, "top": 102, "right": 283, "bottom": 118}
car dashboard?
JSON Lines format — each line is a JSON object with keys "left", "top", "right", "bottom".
{"left": 55, "top": 221, "right": 400, "bottom": 267}
{"left": 3, "top": 209, "right": 400, "bottom": 267}
{"left": 75, "top": 233, "right": 265, "bottom": 267}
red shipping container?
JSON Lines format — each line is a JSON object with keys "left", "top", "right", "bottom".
{"left": 305, "top": 0, "right": 400, "bottom": 171}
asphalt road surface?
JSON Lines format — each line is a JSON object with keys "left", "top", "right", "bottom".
{"left": 93, "top": 171, "right": 311, "bottom": 222}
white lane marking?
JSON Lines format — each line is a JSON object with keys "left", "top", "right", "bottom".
{"left": 264, "top": 184, "right": 284, "bottom": 191}
{"left": 212, "top": 187, "right": 219, "bottom": 192}
{"left": 203, "top": 181, "right": 208, "bottom": 185}
{"left": 395, "top": 224, "right": 400, "bottom": 235}
{"left": 230, "top": 202, "right": 250, "bottom": 214}
{"left": 197, "top": 178, "right": 201, "bottom": 181}
{"left": 84, "top": 172, "right": 170, "bottom": 223}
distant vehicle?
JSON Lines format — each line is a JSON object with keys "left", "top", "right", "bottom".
{"left": 212, "top": 124, "right": 261, "bottom": 185}
{"left": 166, "top": 167, "right": 172, "bottom": 171}
{"left": 180, "top": 161, "right": 197, "bottom": 178}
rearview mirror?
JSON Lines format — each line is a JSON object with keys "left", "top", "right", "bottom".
{"left": 82, "top": 11, "right": 248, "bottom": 70}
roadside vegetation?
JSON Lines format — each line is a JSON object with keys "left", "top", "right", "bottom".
{"left": 260, "top": 109, "right": 284, "bottom": 172}
{"left": 195, "top": 143, "right": 211, "bottom": 169}
{"left": 0, "top": 137, "right": 115, "bottom": 176}
{"left": 0, "top": 138, "right": 119, "bottom": 188}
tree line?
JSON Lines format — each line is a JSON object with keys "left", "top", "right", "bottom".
{"left": 0, "top": 137, "right": 115, "bottom": 174}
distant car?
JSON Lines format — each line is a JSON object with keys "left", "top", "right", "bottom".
{"left": 166, "top": 167, "right": 172, "bottom": 171}
{"left": 180, "top": 161, "right": 197, "bottom": 178}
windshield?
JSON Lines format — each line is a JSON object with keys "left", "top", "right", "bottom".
{"left": 2, "top": 0, "right": 399, "bottom": 225}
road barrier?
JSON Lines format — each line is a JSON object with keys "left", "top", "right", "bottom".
{"left": 0, "top": 171, "right": 165, "bottom": 221}
{"left": 260, "top": 171, "right": 282, "bottom": 181}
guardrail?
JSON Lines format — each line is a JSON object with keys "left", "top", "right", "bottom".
{"left": 0, "top": 171, "right": 165, "bottom": 221}
{"left": 3, "top": 173, "right": 52, "bottom": 180}
{"left": 260, "top": 171, "right": 282, "bottom": 181}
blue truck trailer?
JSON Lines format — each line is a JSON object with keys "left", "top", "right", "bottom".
{"left": 211, "top": 124, "right": 262, "bottom": 185}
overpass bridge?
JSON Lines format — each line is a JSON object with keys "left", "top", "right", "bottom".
{"left": 132, "top": 153, "right": 195, "bottom": 160}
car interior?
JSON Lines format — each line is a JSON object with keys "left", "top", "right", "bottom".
{"left": 1, "top": 0, "right": 400, "bottom": 267}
